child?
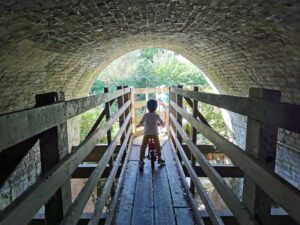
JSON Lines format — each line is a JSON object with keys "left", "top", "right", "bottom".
{"left": 137, "top": 99, "right": 165, "bottom": 169}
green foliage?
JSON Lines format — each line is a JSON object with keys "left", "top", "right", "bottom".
{"left": 91, "top": 48, "right": 208, "bottom": 91}
{"left": 80, "top": 108, "right": 101, "bottom": 141}
{"left": 81, "top": 48, "right": 229, "bottom": 143}
{"left": 90, "top": 79, "right": 105, "bottom": 95}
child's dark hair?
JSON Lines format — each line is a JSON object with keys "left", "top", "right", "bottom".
{"left": 147, "top": 99, "right": 158, "bottom": 112}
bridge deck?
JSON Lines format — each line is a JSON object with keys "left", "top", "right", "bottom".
{"left": 112, "top": 138, "right": 196, "bottom": 225}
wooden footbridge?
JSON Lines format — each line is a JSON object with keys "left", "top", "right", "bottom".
{"left": 0, "top": 86, "right": 300, "bottom": 225}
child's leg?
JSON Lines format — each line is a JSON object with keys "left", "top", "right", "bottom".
{"left": 153, "top": 135, "right": 162, "bottom": 160}
{"left": 140, "top": 135, "right": 149, "bottom": 161}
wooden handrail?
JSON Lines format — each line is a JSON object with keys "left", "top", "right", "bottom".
{"left": 60, "top": 115, "right": 132, "bottom": 225}
{"left": 170, "top": 113, "right": 259, "bottom": 225}
{"left": 0, "top": 88, "right": 130, "bottom": 151}
{"left": 88, "top": 126, "right": 133, "bottom": 225}
{"left": 170, "top": 127, "right": 225, "bottom": 225}
{"left": 0, "top": 100, "right": 131, "bottom": 225}
{"left": 170, "top": 100, "right": 300, "bottom": 224}
{"left": 171, "top": 87, "right": 300, "bottom": 133}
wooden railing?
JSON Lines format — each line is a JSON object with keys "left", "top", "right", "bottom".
{"left": 169, "top": 86, "right": 300, "bottom": 225}
{"left": 131, "top": 87, "right": 163, "bottom": 137}
{"left": 0, "top": 86, "right": 133, "bottom": 225}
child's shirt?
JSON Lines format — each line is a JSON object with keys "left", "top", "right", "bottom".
{"left": 139, "top": 112, "right": 163, "bottom": 135}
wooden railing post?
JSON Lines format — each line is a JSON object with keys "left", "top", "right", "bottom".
{"left": 176, "top": 85, "right": 183, "bottom": 161}
{"left": 36, "top": 92, "right": 72, "bottom": 225}
{"left": 190, "top": 86, "right": 198, "bottom": 195}
{"left": 123, "top": 85, "right": 130, "bottom": 161}
{"left": 242, "top": 88, "right": 281, "bottom": 224}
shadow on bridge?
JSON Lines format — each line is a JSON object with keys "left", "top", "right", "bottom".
{"left": 0, "top": 86, "right": 299, "bottom": 225}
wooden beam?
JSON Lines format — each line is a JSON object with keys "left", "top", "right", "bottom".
{"left": 182, "top": 144, "right": 220, "bottom": 154}
{"left": 88, "top": 130, "right": 132, "bottom": 225}
{"left": 133, "top": 88, "right": 162, "bottom": 94}
{"left": 184, "top": 165, "right": 243, "bottom": 178}
{"left": 170, "top": 113, "right": 259, "bottom": 225}
{"left": 0, "top": 101, "right": 130, "bottom": 225}
{"left": 199, "top": 209, "right": 298, "bottom": 225}
{"left": 170, "top": 100, "right": 300, "bottom": 224}
{"left": 243, "top": 88, "right": 281, "bottom": 224}
{"left": 72, "top": 165, "right": 121, "bottom": 179}
{"left": 171, "top": 87, "right": 300, "bottom": 133}
{"left": 0, "top": 88, "right": 130, "bottom": 152}
{"left": 73, "top": 162, "right": 242, "bottom": 179}
{"left": 104, "top": 138, "right": 133, "bottom": 225}
{"left": 37, "top": 92, "right": 72, "bottom": 225}
{"left": 83, "top": 145, "right": 121, "bottom": 162}
{"left": 184, "top": 95, "right": 211, "bottom": 127}
{"left": 29, "top": 213, "right": 106, "bottom": 225}
{"left": 170, "top": 132, "right": 223, "bottom": 225}
{"left": 60, "top": 115, "right": 132, "bottom": 225}
{"left": 134, "top": 100, "right": 147, "bottom": 108}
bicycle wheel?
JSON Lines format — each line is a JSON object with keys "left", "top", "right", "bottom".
{"left": 150, "top": 151, "right": 155, "bottom": 170}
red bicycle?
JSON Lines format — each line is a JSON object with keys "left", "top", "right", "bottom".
{"left": 147, "top": 138, "right": 157, "bottom": 170}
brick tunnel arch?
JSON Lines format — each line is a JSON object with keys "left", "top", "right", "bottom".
{"left": 0, "top": 0, "right": 300, "bottom": 208}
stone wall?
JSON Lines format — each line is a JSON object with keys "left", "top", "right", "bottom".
{"left": 0, "top": 0, "right": 299, "bottom": 210}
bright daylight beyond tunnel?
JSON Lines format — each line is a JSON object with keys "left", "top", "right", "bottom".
{"left": 79, "top": 48, "right": 237, "bottom": 212}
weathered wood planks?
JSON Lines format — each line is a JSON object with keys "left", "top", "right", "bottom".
{"left": 171, "top": 87, "right": 300, "bottom": 133}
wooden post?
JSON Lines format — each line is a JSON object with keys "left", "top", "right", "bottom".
{"left": 176, "top": 85, "right": 183, "bottom": 161}
{"left": 190, "top": 86, "right": 198, "bottom": 195}
{"left": 242, "top": 88, "right": 281, "bottom": 224}
{"left": 131, "top": 88, "right": 136, "bottom": 135}
{"left": 36, "top": 92, "right": 72, "bottom": 225}
{"left": 123, "top": 86, "right": 130, "bottom": 159}
{"left": 104, "top": 87, "right": 113, "bottom": 195}
{"left": 117, "top": 86, "right": 126, "bottom": 165}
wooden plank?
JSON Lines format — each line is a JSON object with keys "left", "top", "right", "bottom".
{"left": 0, "top": 101, "right": 130, "bottom": 225}
{"left": 128, "top": 145, "right": 141, "bottom": 161}
{"left": 168, "top": 140, "right": 204, "bottom": 225}
{"left": 170, "top": 113, "right": 259, "bottom": 225}
{"left": 0, "top": 88, "right": 130, "bottom": 152}
{"left": 174, "top": 208, "right": 195, "bottom": 225}
{"left": 243, "top": 88, "right": 280, "bottom": 224}
{"left": 30, "top": 213, "right": 106, "bottom": 225}
{"left": 131, "top": 206, "right": 154, "bottom": 225}
{"left": 185, "top": 165, "right": 243, "bottom": 178}
{"left": 72, "top": 165, "right": 120, "bottom": 179}
{"left": 66, "top": 88, "right": 130, "bottom": 119}
{"left": 133, "top": 87, "right": 161, "bottom": 94}
{"left": 170, "top": 128, "right": 224, "bottom": 225}
{"left": 199, "top": 209, "right": 298, "bottom": 225}
{"left": 104, "top": 138, "right": 133, "bottom": 225}
{"left": 60, "top": 115, "right": 132, "bottom": 225}
{"left": 131, "top": 159, "right": 154, "bottom": 225}
{"left": 72, "top": 163, "right": 242, "bottom": 179}
{"left": 37, "top": 92, "right": 72, "bottom": 225}
{"left": 171, "top": 87, "right": 300, "bottom": 133}
{"left": 88, "top": 133, "right": 132, "bottom": 225}
{"left": 84, "top": 145, "right": 121, "bottom": 162}
{"left": 152, "top": 158, "right": 176, "bottom": 225}
{"left": 182, "top": 144, "right": 220, "bottom": 155}
{"left": 134, "top": 100, "right": 147, "bottom": 108}
{"left": 111, "top": 160, "right": 138, "bottom": 225}
{"left": 171, "top": 100, "right": 300, "bottom": 224}
{"left": 163, "top": 143, "right": 189, "bottom": 208}
{"left": 133, "top": 159, "right": 153, "bottom": 207}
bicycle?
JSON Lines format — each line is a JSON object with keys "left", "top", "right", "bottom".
{"left": 147, "top": 138, "right": 157, "bottom": 170}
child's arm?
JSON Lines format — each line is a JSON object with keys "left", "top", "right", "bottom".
{"left": 157, "top": 115, "right": 165, "bottom": 127}
{"left": 137, "top": 115, "right": 145, "bottom": 128}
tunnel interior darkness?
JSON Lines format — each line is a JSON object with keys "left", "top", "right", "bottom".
{"left": 0, "top": 0, "right": 300, "bottom": 209}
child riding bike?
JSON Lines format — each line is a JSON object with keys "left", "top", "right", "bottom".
{"left": 137, "top": 99, "right": 165, "bottom": 170}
